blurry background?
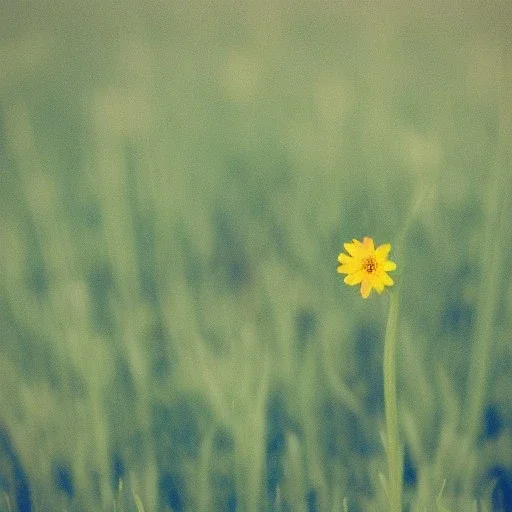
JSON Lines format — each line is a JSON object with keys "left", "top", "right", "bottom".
{"left": 1, "top": 1, "right": 511, "bottom": 510}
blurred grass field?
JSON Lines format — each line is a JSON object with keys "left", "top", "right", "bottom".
{"left": 1, "top": 1, "right": 511, "bottom": 511}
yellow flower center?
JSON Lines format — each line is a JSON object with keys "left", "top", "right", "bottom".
{"left": 363, "top": 256, "right": 377, "bottom": 274}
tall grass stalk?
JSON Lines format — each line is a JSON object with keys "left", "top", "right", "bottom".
{"left": 465, "top": 177, "right": 507, "bottom": 445}
{"left": 465, "top": 48, "right": 511, "bottom": 448}
{"left": 383, "top": 291, "right": 403, "bottom": 512}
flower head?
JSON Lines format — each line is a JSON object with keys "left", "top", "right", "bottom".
{"left": 337, "top": 236, "right": 396, "bottom": 299}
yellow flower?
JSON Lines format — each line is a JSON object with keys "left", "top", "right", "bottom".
{"left": 337, "top": 236, "right": 397, "bottom": 299}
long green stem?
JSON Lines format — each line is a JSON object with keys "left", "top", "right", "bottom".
{"left": 383, "top": 292, "right": 402, "bottom": 512}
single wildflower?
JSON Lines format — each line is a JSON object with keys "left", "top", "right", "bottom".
{"left": 337, "top": 236, "right": 396, "bottom": 299}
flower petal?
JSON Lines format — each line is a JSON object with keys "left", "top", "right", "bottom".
{"left": 341, "top": 256, "right": 362, "bottom": 272}
{"left": 363, "top": 237, "right": 375, "bottom": 252}
{"left": 343, "top": 242, "right": 359, "bottom": 256}
{"left": 381, "top": 273, "right": 394, "bottom": 286}
{"left": 337, "top": 262, "right": 362, "bottom": 274}
{"left": 375, "top": 243, "right": 391, "bottom": 261}
{"left": 338, "top": 253, "right": 354, "bottom": 264}
{"left": 383, "top": 260, "right": 396, "bottom": 271}
{"left": 374, "top": 280, "right": 385, "bottom": 294}
{"left": 344, "top": 269, "right": 365, "bottom": 285}
{"left": 360, "top": 280, "right": 372, "bottom": 298}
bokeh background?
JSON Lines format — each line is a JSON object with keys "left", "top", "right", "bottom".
{"left": 1, "top": 1, "right": 511, "bottom": 510}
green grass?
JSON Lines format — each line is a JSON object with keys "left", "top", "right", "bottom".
{"left": 0, "top": 2, "right": 511, "bottom": 511}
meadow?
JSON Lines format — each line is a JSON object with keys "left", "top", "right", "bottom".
{"left": 0, "top": 1, "right": 511, "bottom": 510}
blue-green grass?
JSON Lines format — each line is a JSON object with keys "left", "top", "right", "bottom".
{"left": 0, "top": 2, "right": 511, "bottom": 511}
